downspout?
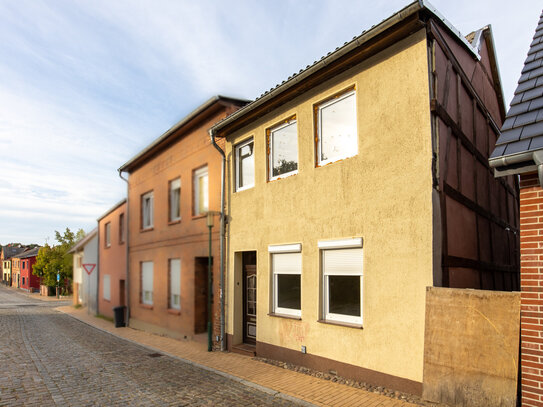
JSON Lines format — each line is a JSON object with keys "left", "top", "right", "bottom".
{"left": 118, "top": 170, "right": 130, "bottom": 326}
{"left": 96, "top": 226, "right": 100, "bottom": 316}
{"left": 209, "top": 128, "right": 226, "bottom": 351}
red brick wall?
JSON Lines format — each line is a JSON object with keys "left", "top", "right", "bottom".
{"left": 520, "top": 173, "right": 543, "bottom": 406}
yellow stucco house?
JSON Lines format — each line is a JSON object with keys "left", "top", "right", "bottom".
{"left": 209, "top": 1, "right": 518, "bottom": 395}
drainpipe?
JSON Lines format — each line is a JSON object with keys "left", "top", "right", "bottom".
{"left": 209, "top": 128, "right": 226, "bottom": 351}
{"left": 118, "top": 170, "right": 130, "bottom": 326}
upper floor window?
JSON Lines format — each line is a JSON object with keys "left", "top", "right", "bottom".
{"left": 268, "top": 118, "right": 298, "bottom": 181}
{"left": 141, "top": 191, "right": 154, "bottom": 229}
{"left": 119, "top": 213, "right": 125, "bottom": 244}
{"left": 193, "top": 166, "right": 208, "bottom": 216}
{"left": 103, "top": 274, "right": 111, "bottom": 301}
{"left": 235, "top": 138, "right": 254, "bottom": 191}
{"left": 22, "top": 261, "right": 25, "bottom": 269}
{"left": 169, "top": 178, "right": 181, "bottom": 222}
{"left": 315, "top": 88, "right": 357, "bottom": 166}
{"left": 105, "top": 222, "right": 111, "bottom": 247}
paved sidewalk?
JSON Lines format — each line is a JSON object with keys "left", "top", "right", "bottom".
{"left": 57, "top": 305, "right": 419, "bottom": 407}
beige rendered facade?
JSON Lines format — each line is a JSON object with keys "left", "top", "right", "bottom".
{"left": 119, "top": 97, "right": 247, "bottom": 344}
{"left": 223, "top": 30, "right": 432, "bottom": 392}
{"left": 211, "top": 2, "right": 516, "bottom": 396}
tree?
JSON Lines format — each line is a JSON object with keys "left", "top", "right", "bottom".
{"left": 273, "top": 159, "right": 298, "bottom": 177}
{"left": 33, "top": 228, "right": 85, "bottom": 289}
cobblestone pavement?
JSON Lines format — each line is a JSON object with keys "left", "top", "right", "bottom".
{"left": 0, "top": 287, "right": 299, "bottom": 406}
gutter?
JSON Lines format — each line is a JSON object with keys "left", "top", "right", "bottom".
{"left": 209, "top": 128, "right": 227, "bottom": 352}
{"left": 490, "top": 150, "right": 543, "bottom": 186}
{"left": 118, "top": 170, "right": 131, "bottom": 326}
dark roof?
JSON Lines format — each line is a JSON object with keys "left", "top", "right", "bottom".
{"left": 490, "top": 10, "right": 543, "bottom": 162}
{"left": 210, "top": 0, "right": 484, "bottom": 136}
{"left": 2, "top": 245, "right": 25, "bottom": 259}
{"left": 118, "top": 95, "right": 249, "bottom": 173}
{"left": 13, "top": 247, "right": 41, "bottom": 259}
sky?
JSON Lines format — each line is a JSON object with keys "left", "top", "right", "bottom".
{"left": 0, "top": 0, "right": 541, "bottom": 245}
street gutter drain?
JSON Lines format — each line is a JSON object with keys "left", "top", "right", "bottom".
{"left": 148, "top": 353, "right": 163, "bottom": 358}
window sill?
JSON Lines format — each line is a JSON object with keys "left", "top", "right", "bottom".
{"left": 140, "top": 304, "right": 154, "bottom": 310}
{"left": 317, "top": 319, "right": 363, "bottom": 329}
{"left": 167, "top": 309, "right": 181, "bottom": 315}
{"left": 268, "top": 312, "right": 301, "bottom": 320}
{"left": 140, "top": 227, "right": 154, "bottom": 233}
{"left": 268, "top": 171, "right": 298, "bottom": 183}
{"left": 235, "top": 185, "right": 254, "bottom": 193}
{"left": 192, "top": 214, "right": 206, "bottom": 220}
{"left": 168, "top": 219, "right": 181, "bottom": 226}
{"left": 105, "top": 245, "right": 111, "bottom": 249}
{"left": 103, "top": 299, "right": 110, "bottom": 302}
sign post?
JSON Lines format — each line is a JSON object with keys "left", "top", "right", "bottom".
{"left": 82, "top": 264, "right": 96, "bottom": 315}
{"left": 56, "top": 272, "right": 60, "bottom": 299}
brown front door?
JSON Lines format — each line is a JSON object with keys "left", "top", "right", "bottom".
{"left": 194, "top": 257, "right": 209, "bottom": 334}
{"left": 119, "top": 279, "right": 126, "bottom": 306}
{"left": 242, "top": 251, "right": 257, "bottom": 345}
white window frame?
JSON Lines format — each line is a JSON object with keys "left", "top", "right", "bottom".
{"left": 141, "top": 261, "right": 153, "bottom": 305}
{"left": 319, "top": 238, "right": 363, "bottom": 325}
{"left": 169, "top": 258, "right": 181, "bottom": 310}
{"left": 316, "top": 89, "right": 358, "bottom": 166}
{"left": 235, "top": 138, "right": 255, "bottom": 191}
{"left": 269, "top": 243, "right": 302, "bottom": 317}
{"left": 169, "top": 178, "right": 181, "bottom": 222}
{"left": 268, "top": 119, "right": 298, "bottom": 181}
{"left": 193, "top": 166, "right": 208, "bottom": 216}
{"left": 103, "top": 274, "right": 111, "bottom": 301}
{"left": 141, "top": 191, "right": 154, "bottom": 229}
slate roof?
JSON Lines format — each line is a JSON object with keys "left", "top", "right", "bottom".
{"left": 1, "top": 245, "right": 25, "bottom": 259}
{"left": 490, "top": 10, "right": 543, "bottom": 160}
{"left": 16, "top": 247, "right": 41, "bottom": 259}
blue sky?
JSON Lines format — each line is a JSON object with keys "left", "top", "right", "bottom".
{"left": 0, "top": 0, "right": 541, "bottom": 245}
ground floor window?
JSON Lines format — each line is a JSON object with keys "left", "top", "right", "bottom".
{"left": 141, "top": 261, "right": 153, "bottom": 305}
{"left": 103, "top": 274, "right": 111, "bottom": 301}
{"left": 269, "top": 244, "right": 302, "bottom": 317}
{"left": 169, "top": 259, "right": 181, "bottom": 310}
{"left": 319, "top": 238, "right": 363, "bottom": 325}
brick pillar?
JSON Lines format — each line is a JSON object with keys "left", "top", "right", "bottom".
{"left": 520, "top": 173, "right": 543, "bottom": 406}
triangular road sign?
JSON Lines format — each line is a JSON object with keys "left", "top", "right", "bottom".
{"left": 82, "top": 264, "right": 96, "bottom": 275}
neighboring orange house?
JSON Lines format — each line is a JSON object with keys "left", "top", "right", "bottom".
{"left": 11, "top": 255, "right": 21, "bottom": 288}
{"left": 98, "top": 199, "right": 127, "bottom": 319}
{"left": 118, "top": 96, "right": 247, "bottom": 346}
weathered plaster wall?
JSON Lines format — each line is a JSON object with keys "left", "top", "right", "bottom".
{"left": 422, "top": 287, "right": 520, "bottom": 407}
{"left": 225, "top": 29, "right": 433, "bottom": 384}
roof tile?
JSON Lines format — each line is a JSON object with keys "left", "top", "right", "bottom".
{"left": 529, "top": 65, "right": 543, "bottom": 79}
{"left": 529, "top": 135, "right": 543, "bottom": 151}
{"left": 496, "top": 127, "right": 522, "bottom": 145}
{"left": 517, "top": 78, "right": 538, "bottom": 93}
{"left": 519, "top": 121, "right": 543, "bottom": 140}
{"left": 514, "top": 110, "right": 539, "bottom": 127}
{"left": 507, "top": 101, "right": 531, "bottom": 116}
{"left": 490, "top": 144, "right": 506, "bottom": 158}
{"left": 503, "top": 139, "right": 531, "bottom": 155}
{"left": 521, "top": 85, "right": 543, "bottom": 102}
{"left": 501, "top": 117, "right": 515, "bottom": 131}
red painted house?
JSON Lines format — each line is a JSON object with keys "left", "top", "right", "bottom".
{"left": 18, "top": 247, "right": 40, "bottom": 292}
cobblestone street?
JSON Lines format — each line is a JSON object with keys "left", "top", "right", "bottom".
{"left": 0, "top": 287, "right": 298, "bottom": 406}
